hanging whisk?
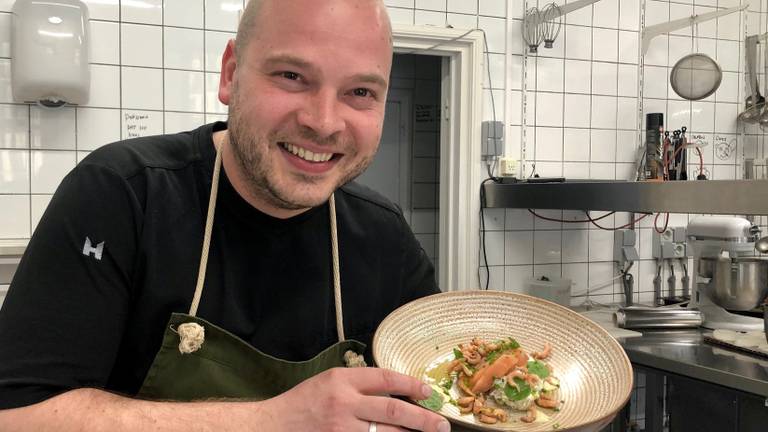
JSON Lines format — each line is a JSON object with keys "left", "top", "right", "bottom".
{"left": 541, "top": 3, "right": 563, "bottom": 49}
{"left": 522, "top": 7, "right": 544, "bottom": 54}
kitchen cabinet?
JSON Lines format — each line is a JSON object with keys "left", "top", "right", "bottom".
{"left": 622, "top": 330, "right": 768, "bottom": 432}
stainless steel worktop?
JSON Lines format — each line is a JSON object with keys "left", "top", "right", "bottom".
{"left": 620, "top": 329, "right": 768, "bottom": 397}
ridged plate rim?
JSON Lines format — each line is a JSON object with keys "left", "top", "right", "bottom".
{"left": 372, "top": 290, "right": 633, "bottom": 432}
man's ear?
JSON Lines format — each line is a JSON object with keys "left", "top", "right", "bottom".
{"left": 218, "top": 39, "right": 237, "bottom": 106}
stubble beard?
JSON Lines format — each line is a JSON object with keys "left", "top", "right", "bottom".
{"left": 226, "top": 90, "right": 376, "bottom": 211}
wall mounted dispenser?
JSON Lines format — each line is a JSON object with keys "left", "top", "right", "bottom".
{"left": 11, "top": 0, "right": 90, "bottom": 107}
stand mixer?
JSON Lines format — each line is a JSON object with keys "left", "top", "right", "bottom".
{"left": 687, "top": 216, "right": 768, "bottom": 332}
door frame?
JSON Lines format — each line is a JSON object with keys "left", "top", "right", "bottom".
{"left": 392, "top": 25, "right": 485, "bottom": 292}
{"left": 386, "top": 88, "right": 414, "bottom": 224}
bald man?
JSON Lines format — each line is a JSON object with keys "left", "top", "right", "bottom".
{"left": 0, "top": 1, "right": 449, "bottom": 431}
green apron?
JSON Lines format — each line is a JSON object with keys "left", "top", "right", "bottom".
{"left": 136, "top": 141, "right": 367, "bottom": 402}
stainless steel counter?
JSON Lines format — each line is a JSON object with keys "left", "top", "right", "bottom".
{"left": 620, "top": 329, "right": 768, "bottom": 397}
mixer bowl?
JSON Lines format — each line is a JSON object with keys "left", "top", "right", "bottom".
{"left": 764, "top": 303, "right": 768, "bottom": 344}
{"left": 700, "top": 257, "right": 768, "bottom": 311}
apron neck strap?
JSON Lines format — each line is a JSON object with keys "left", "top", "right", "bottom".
{"left": 189, "top": 142, "right": 348, "bottom": 343}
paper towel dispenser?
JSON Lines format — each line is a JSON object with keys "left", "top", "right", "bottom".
{"left": 11, "top": 0, "right": 90, "bottom": 107}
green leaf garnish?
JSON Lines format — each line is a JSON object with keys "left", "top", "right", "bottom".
{"left": 417, "top": 386, "right": 445, "bottom": 411}
{"left": 527, "top": 360, "right": 550, "bottom": 379}
{"left": 503, "top": 377, "right": 531, "bottom": 401}
{"left": 453, "top": 348, "right": 463, "bottom": 359}
{"left": 438, "top": 377, "right": 453, "bottom": 392}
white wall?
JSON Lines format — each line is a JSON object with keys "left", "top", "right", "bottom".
{"left": 485, "top": 0, "right": 768, "bottom": 306}
{"left": 1, "top": 0, "right": 767, "bottom": 305}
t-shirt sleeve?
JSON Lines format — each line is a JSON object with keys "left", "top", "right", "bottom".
{"left": 398, "top": 212, "right": 441, "bottom": 304}
{"left": 0, "top": 162, "right": 142, "bottom": 409}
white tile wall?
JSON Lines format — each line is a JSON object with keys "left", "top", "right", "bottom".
{"left": 1, "top": 0, "right": 765, "bottom": 308}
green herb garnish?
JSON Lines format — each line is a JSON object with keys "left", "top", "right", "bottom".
{"left": 417, "top": 386, "right": 445, "bottom": 411}
{"left": 438, "top": 377, "right": 453, "bottom": 392}
{"left": 485, "top": 337, "right": 521, "bottom": 364}
{"left": 527, "top": 360, "right": 550, "bottom": 379}
{"left": 503, "top": 377, "right": 531, "bottom": 401}
{"left": 453, "top": 348, "right": 464, "bottom": 359}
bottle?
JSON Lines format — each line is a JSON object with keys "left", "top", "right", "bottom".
{"left": 645, "top": 113, "right": 663, "bottom": 180}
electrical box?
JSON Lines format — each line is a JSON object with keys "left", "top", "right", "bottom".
{"left": 481, "top": 121, "right": 504, "bottom": 161}
{"left": 614, "top": 230, "right": 639, "bottom": 268}
{"left": 653, "top": 227, "right": 689, "bottom": 259}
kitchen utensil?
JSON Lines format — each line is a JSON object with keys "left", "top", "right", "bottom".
{"left": 522, "top": 7, "right": 544, "bottom": 53}
{"left": 686, "top": 216, "right": 765, "bottom": 331}
{"left": 615, "top": 307, "right": 703, "bottom": 329}
{"left": 670, "top": 24, "right": 722, "bottom": 101}
{"left": 738, "top": 35, "right": 764, "bottom": 123}
{"left": 670, "top": 53, "right": 722, "bottom": 100}
{"left": 755, "top": 236, "right": 768, "bottom": 253}
{"left": 373, "top": 290, "right": 633, "bottom": 432}
{"left": 540, "top": 3, "right": 562, "bottom": 49}
{"left": 699, "top": 257, "right": 768, "bottom": 311}
{"left": 679, "top": 127, "right": 688, "bottom": 180}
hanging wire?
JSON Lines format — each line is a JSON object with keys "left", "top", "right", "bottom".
{"left": 540, "top": 3, "right": 562, "bottom": 49}
{"left": 522, "top": 7, "right": 545, "bottom": 54}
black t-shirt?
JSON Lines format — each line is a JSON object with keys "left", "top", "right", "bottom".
{"left": 0, "top": 122, "right": 439, "bottom": 409}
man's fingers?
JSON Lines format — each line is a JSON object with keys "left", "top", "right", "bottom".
{"left": 355, "top": 395, "right": 451, "bottom": 432}
{"left": 353, "top": 368, "right": 433, "bottom": 399}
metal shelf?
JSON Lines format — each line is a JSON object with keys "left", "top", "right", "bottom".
{"left": 482, "top": 180, "right": 768, "bottom": 215}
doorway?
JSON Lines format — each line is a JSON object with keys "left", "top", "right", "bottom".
{"left": 356, "top": 25, "right": 484, "bottom": 292}
{"left": 356, "top": 54, "right": 443, "bottom": 273}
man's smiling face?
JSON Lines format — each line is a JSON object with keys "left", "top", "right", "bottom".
{"left": 219, "top": 0, "right": 393, "bottom": 213}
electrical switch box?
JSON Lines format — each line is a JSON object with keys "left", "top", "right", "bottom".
{"left": 653, "top": 227, "right": 689, "bottom": 259}
{"left": 481, "top": 121, "right": 504, "bottom": 161}
{"left": 614, "top": 230, "right": 639, "bottom": 268}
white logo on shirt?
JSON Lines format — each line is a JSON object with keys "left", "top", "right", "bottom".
{"left": 82, "top": 237, "right": 105, "bottom": 261}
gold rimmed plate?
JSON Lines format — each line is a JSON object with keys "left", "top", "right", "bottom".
{"left": 372, "top": 290, "right": 633, "bottom": 431}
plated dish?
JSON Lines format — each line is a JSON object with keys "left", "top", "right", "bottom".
{"left": 373, "top": 290, "right": 633, "bottom": 431}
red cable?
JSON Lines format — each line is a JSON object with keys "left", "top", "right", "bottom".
{"left": 695, "top": 147, "right": 704, "bottom": 173}
{"left": 527, "top": 209, "right": 614, "bottom": 223}
{"left": 584, "top": 212, "right": 651, "bottom": 231}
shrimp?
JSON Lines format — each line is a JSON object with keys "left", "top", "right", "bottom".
{"left": 520, "top": 405, "right": 538, "bottom": 423}
{"left": 464, "top": 349, "right": 483, "bottom": 365}
{"left": 492, "top": 408, "right": 508, "bottom": 422}
{"left": 457, "top": 397, "right": 475, "bottom": 407}
{"left": 472, "top": 395, "right": 486, "bottom": 415}
{"left": 525, "top": 373, "right": 541, "bottom": 387}
{"left": 457, "top": 396, "right": 475, "bottom": 414}
{"left": 505, "top": 368, "right": 526, "bottom": 385}
{"left": 536, "top": 396, "right": 559, "bottom": 409}
{"left": 457, "top": 374, "right": 475, "bottom": 396}
{"left": 534, "top": 342, "right": 552, "bottom": 360}
{"left": 478, "top": 414, "right": 498, "bottom": 424}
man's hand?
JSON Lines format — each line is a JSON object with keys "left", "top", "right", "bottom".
{"left": 265, "top": 367, "right": 452, "bottom": 432}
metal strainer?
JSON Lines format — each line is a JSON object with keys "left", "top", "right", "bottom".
{"left": 670, "top": 53, "right": 722, "bottom": 101}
